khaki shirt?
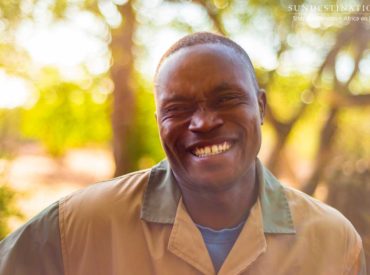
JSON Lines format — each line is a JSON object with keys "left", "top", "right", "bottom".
{"left": 0, "top": 160, "right": 366, "bottom": 274}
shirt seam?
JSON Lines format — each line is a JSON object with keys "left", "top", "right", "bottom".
{"left": 59, "top": 198, "right": 69, "bottom": 275}
{"left": 345, "top": 239, "right": 363, "bottom": 274}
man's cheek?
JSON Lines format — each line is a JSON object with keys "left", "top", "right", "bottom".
{"left": 159, "top": 120, "right": 173, "bottom": 138}
{"left": 160, "top": 128, "right": 177, "bottom": 151}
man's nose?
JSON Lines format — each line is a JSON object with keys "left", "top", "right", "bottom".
{"left": 188, "top": 108, "right": 223, "bottom": 133}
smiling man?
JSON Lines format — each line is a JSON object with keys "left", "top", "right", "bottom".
{"left": 155, "top": 39, "right": 264, "bottom": 232}
{"left": 0, "top": 32, "right": 366, "bottom": 275}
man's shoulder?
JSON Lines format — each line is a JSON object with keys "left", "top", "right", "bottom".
{"left": 281, "top": 184, "right": 364, "bottom": 272}
{"left": 282, "top": 184, "right": 360, "bottom": 239}
{"left": 60, "top": 168, "right": 152, "bottom": 218}
{"left": 73, "top": 168, "right": 150, "bottom": 198}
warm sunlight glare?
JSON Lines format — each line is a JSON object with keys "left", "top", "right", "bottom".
{"left": 0, "top": 70, "right": 32, "bottom": 109}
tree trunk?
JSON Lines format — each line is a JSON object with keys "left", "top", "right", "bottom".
{"left": 302, "top": 107, "right": 338, "bottom": 195}
{"left": 110, "top": 1, "right": 136, "bottom": 176}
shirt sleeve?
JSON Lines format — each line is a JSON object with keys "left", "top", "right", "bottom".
{"left": 0, "top": 201, "right": 64, "bottom": 275}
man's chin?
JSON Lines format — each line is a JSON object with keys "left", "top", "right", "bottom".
{"left": 184, "top": 169, "right": 239, "bottom": 192}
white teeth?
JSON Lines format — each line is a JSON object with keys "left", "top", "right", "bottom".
{"left": 193, "top": 142, "right": 231, "bottom": 158}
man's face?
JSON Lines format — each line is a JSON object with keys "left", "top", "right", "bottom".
{"left": 155, "top": 43, "right": 265, "bottom": 192}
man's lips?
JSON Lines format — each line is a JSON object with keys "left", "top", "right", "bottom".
{"left": 187, "top": 140, "right": 233, "bottom": 158}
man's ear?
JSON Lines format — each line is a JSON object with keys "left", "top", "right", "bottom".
{"left": 257, "top": 89, "right": 266, "bottom": 124}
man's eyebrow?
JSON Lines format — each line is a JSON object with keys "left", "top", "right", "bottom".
{"left": 162, "top": 94, "right": 193, "bottom": 103}
{"left": 211, "top": 82, "right": 244, "bottom": 95}
{"left": 213, "top": 82, "right": 231, "bottom": 92}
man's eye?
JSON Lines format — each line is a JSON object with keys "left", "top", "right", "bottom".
{"left": 217, "top": 96, "right": 239, "bottom": 104}
{"left": 165, "top": 105, "right": 194, "bottom": 114}
{"left": 220, "top": 97, "right": 235, "bottom": 102}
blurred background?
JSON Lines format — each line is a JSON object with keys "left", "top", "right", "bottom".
{"left": 0, "top": 0, "right": 369, "bottom": 268}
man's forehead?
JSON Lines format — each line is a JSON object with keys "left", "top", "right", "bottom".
{"left": 156, "top": 81, "right": 241, "bottom": 97}
{"left": 155, "top": 43, "right": 259, "bottom": 93}
{"left": 159, "top": 43, "right": 245, "bottom": 71}
{"left": 155, "top": 44, "right": 247, "bottom": 85}
{"left": 155, "top": 49, "right": 256, "bottom": 100}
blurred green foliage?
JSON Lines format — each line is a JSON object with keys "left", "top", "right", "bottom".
{"left": 267, "top": 73, "right": 312, "bottom": 122}
{"left": 335, "top": 107, "right": 370, "bottom": 158}
{"left": 0, "top": 184, "right": 21, "bottom": 240}
{"left": 20, "top": 68, "right": 112, "bottom": 156}
{"left": 0, "top": 109, "right": 21, "bottom": 158}
{"left": 127, "top": 73, "right": 165, "bottom": 170}
{"left": 0, "top": 109, "right": 21, "bottom": 239}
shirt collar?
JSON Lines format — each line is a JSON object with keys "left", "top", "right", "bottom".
{"left": 140, "top": 159, "right": 295, "bottom": 234}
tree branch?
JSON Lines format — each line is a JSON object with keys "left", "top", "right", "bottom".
{"left": 192, "top": 0, "right": 227, "bottom": 35}
{"left": 330, "top": 93, "right": 370, "bottom": 107}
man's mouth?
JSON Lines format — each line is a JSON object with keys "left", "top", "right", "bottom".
{"left": 192, "top": 141, "right": 232, "bottom": 158}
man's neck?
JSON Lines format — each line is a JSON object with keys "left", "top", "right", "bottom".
{"left": 177, "top": 164, "right": 258, "bottom": 230}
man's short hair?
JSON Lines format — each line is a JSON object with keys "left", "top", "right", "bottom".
{"left": 155, "top": 32, "right": 260, "bottom": 92}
